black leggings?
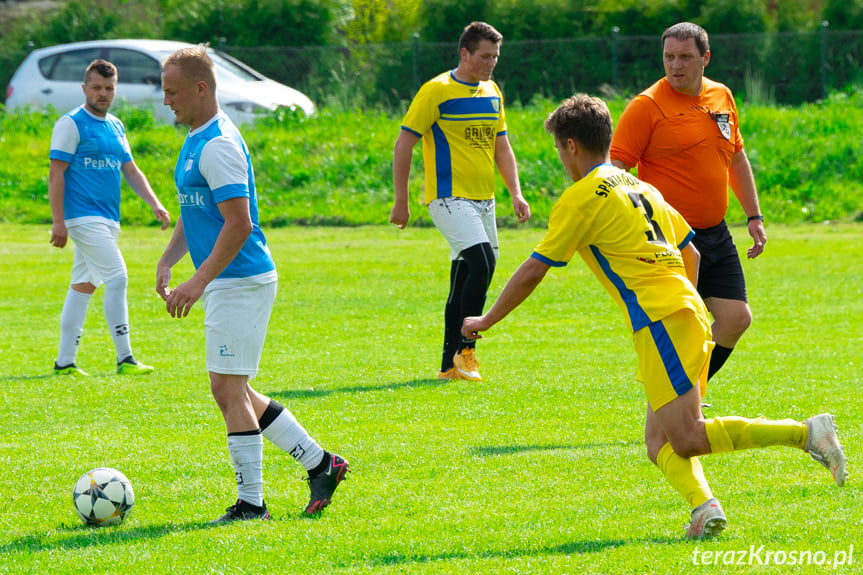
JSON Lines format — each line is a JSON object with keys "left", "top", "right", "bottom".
{"left": 441, "top": 242, "right": 496, "bottom": 371}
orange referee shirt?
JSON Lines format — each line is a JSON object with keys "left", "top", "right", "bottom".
{"left": 610, "top": 77, "right": 744, "bottom": 229}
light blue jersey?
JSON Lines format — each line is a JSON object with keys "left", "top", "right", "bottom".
{"left": 174, "top": 112, "right": 275, "bottom": 280}
{"left": 49, "top": 106, "right": 133, "bottom": 225}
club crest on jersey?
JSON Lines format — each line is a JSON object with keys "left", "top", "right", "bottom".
{"left": 712, "top": 112, "right": 731, "bottom": 140}
{"left": 491, "top": 99, "right": 500, "bottom": 113}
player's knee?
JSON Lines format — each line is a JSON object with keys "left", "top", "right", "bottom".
{"left": 103, "top": 273, "right": 128, "bottom": 291}
{"left": 645, "top": 441, "right": 662, "bottom": 465}
{"left": 735, "top": 306, "right": 753, "bottom": 333}
{"left": 722, "top": 307, "right": 752, "bottom": 340}
{"left": 461, "top": 242, "right": 496, "bottom": 283}
{"left": 482, "top": 242, "right": 496, "bottom": 268}
{"left": 209, "top": 380, "right": 233, "bottom": 410}
{"left": 668, "top": 434, "right": 706, "bottom": 459}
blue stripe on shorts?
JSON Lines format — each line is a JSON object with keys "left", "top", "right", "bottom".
{"left": 648, "top": 320, "right": 693, "bottom": 397}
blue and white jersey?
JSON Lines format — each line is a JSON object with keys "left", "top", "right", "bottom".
{"left": 174, "top": 111, "right": 275, "bottom": 281}
{"left": 49, "top": 106, "right": 133, "bottom": 227}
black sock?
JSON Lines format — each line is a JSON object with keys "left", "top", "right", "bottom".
{"left": 238, "top": 499, "right": 266, "bottom": 511}
{"left": 257, "top": 399, "right": 284, "bottom": 431}
{"left": 708, "top": 344, "right": 734, "bottom": 380}
{"left": 308, "top": 451, "right": 331, "bottom": 477}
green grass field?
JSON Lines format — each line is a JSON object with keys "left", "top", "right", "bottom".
{"left": 0, "top": 222, "right": 861, "bottom": 574}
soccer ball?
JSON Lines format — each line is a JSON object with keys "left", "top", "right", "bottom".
{"left": 72, "top": 467, "right": 135, "bottom": 526}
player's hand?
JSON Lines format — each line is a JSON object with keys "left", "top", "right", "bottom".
{"left": 50, "top": 222, "right": 68, "bottom": 248}
{"left": 389, "top": 202, "right": 410, "bottom": 229}
{"left": 164, "top": 279, "right": 204, "bottom": 318}
{"left": 156, "top": 266, "right": 172, "bottom": 301}
{"left": 153, "top": 204, "right": 171, "bottom": 231}
{"left": 747, "top": 219, "right": 767, "bottom": 259}
{"left": 462, "top": 316, "right": 490, "bottom": 340}
{"left": 512, "top": 196, "right": 531, "bottom": 224}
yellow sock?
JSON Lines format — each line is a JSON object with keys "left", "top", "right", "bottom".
{"left": 704, "top": 416, "right": 808, "bottom": 453}
{"left": 656, "top": 442, "right": 712, "bottom": 508}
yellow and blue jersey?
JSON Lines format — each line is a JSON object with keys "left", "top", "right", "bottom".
{"left": 532, "top": 164, "right": 707, "bottom": 332}
{"left": 401, "top": 70, "right": 506, "bottom": 205}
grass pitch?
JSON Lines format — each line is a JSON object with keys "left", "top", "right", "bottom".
{"left": 0, "top": 223, "right": 860, "bottom": 574}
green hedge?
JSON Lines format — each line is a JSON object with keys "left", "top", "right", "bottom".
{"left": 3, "top": 0, "right": 860, "bottom": 110}
{"left": 2, "top": 94, "right": 861, "bottom": 228}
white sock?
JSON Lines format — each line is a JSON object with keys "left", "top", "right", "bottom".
{"left": 227, "top": 432, "right": 264, "bottom": 507}
{"left": 261, "top": 408, "right": 325, "bottom": 471}
{"left": 57, "top": 288, "right": 91, "bottom": 366}
{"left": 103, "top": 274, "right": 132, "bottom": 362}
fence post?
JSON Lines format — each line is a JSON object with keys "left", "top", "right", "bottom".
{"left": 611, "top": 26, "right": 620, "bottom": 91}
{"left": 412, "top": 33, "right": 421, "bottom": 93}
{"left": 820, "top": 21, "right": 829, "bottom": 100}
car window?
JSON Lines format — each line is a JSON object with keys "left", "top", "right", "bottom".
{"left": 106, "top": 48, "right": 162, "bottom": 85}
{"left": 39, "top": 48, "right": 103, "bottom": 82}
{"left": 210, "top": 52, "right": 262, "bottom": 83}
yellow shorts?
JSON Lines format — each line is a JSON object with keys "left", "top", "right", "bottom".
{"left": 633, "top": 307, "right": 714, "bottom": 411}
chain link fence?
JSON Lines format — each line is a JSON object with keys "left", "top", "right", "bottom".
{"left": 226, "top": 25, "right": 863, "bottom": 109}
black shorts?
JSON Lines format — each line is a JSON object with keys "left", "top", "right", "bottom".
{"left": 691, "top": 220, "right": 748, "bottom": 303}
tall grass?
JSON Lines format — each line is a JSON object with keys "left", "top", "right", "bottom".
{"left": 2, "top": 94, "right": 862, "bottom": 228}
{"left": 743, "top": 67, "right": 776, "bottom": 107}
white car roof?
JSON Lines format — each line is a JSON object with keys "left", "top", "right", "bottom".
{"left": 30, "top": 39, "right": 197, "bottom": 56}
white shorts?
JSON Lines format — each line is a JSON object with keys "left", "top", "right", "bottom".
{"left": 428, "top": 198, "right": 499, "bottom": 261}
{"left": 201, "top": 279, "right": 277, "bottom": 376}
{"left": 68, "top": 222, "right": 126, "bottom": 287}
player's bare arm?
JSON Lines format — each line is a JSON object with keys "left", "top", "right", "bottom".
{"left": 156, "top": 215, "right": 189, "bottom": 302}
{"left": 611, "top": 159, "right": 631, "bottom": 171}
{"left": 48, "top": 159, "right": 70, "bottom": 248}
{"left": 681, "top": 242, "right": 701, "bottom": 288}
{"left": 164, "top": 197, "right": 251, "bottom": 319}
{"left": 494, "top": 134, "right": 530, "bottom": 223}
{"left": 729, "top": 149, "right": 766, "bottom": 259}
{"left": 121, "top": 161, "right": 171, "bottom": 230}
{"left": 390, "top": 130, "right": 421, "bottom": 229}
{"left": 462, "top": 256, "right": 550, "bottom": 339}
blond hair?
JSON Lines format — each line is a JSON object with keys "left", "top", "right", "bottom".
{"left": 162, "top": 44, "right": 217, "bottom": 90}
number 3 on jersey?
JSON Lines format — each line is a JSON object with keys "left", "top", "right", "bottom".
{"left": 627, "top": 192, "right": 670, "bottom": 247}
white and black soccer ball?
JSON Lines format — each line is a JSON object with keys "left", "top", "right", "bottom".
{"left": 72, "top": 467, "right": 135, "bottom": 526}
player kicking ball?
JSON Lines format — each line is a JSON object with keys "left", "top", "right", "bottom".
{"left": 462, "top": 94, "right": 846, "bottom": 538}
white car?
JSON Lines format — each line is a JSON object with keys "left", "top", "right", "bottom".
{"left": 4, "top": 39, "right": 315, "bottom": 124}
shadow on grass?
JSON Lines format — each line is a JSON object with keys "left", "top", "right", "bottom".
{"left": 1, "top": 512, "right": 321, "bottom": 554}
{"left": 1, "top": 372, "right": 124, "bottom": 382}
{"left": 0, "top": 374, "right": 58, "bottom": 382}
{"left": 470, "top": 439, "right": 641, "bottom": 457}
{"left": 0, "top": 520, "right": 217, "bottom": 554}
{"left": 269, "top": 378, "right": 446, "bottom": 400}
{"left": 368, "top": 535, "right": 678, "bottom": 567}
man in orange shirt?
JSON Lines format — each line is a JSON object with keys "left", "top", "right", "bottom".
{"left": 610, "top": 22, "right": 766, "bottom": 380}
